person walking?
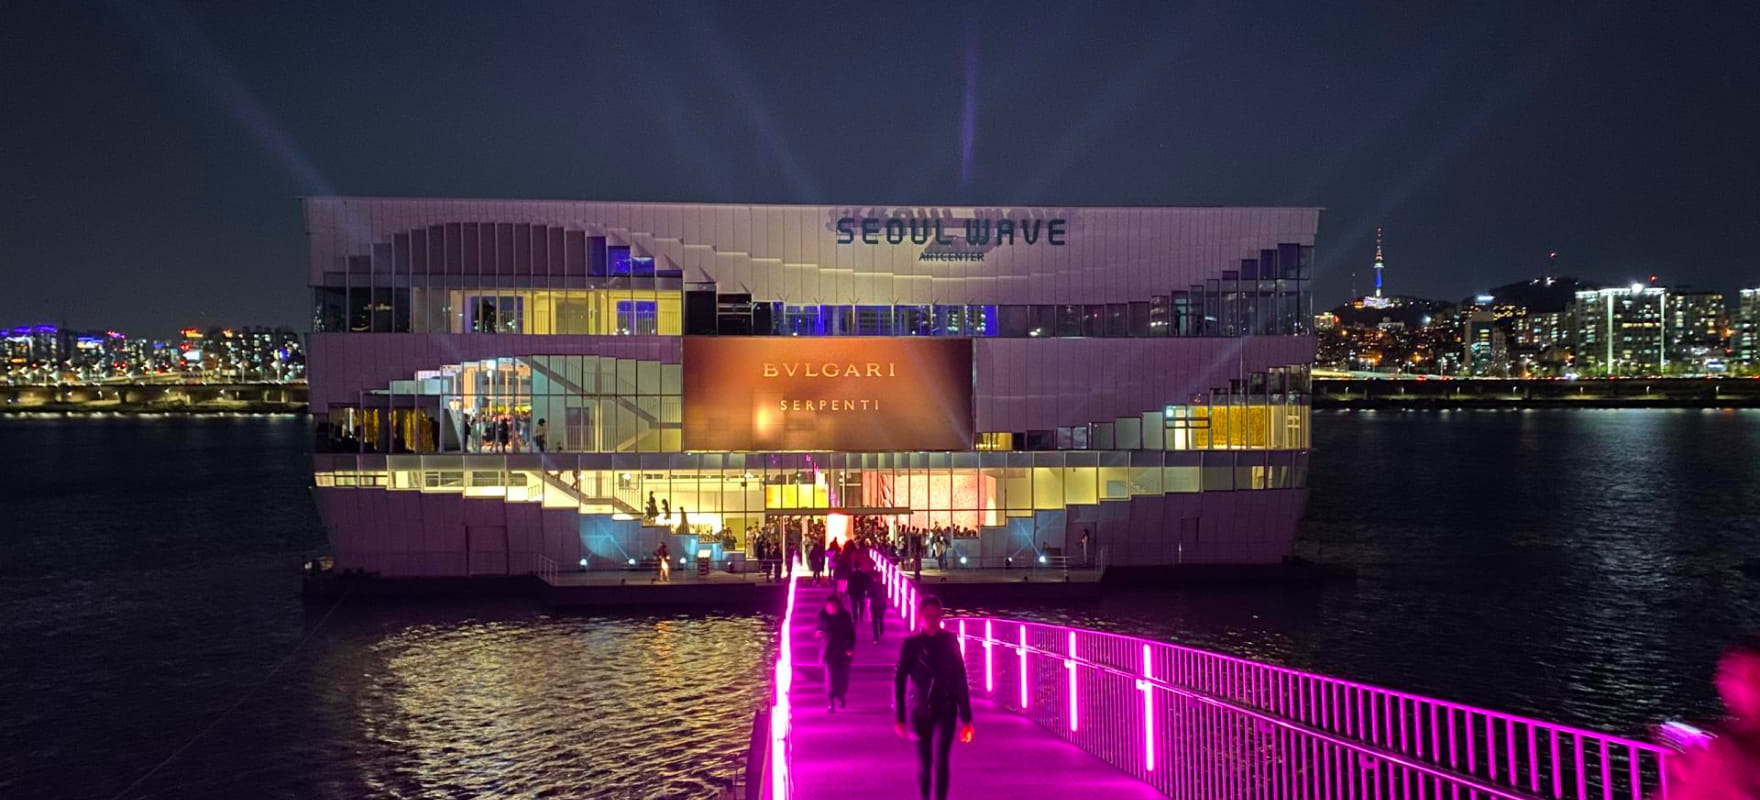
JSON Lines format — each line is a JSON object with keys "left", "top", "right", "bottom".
{"left": 894, "top": 594, "right": 973, "bottom": 800}
{"left": 534, "top": 418, "right": 549, "bottom": 452}
{"left": 654, "top": 541, "right": 671, "bottom": 583}
{"left": 1664, "top": 635, "right": 1760, "bottom": 798}
{"left": 847, "top": 558, "right": 870, "bottom": 625}
{"left": 815, "top": 594, "right": 857, "bottom": 712}
{"left": 833, "top": 540, "right": 855, "bottom": 594}
{"left": 866, "top": 562, "right": 887, "bottom": 645}
{"left": 808, "top": 539, "right": 827, "bottom": 587}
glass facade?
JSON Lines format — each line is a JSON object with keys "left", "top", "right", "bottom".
{"left": 317, "top": 357, "right": 1310, "bottom": 456}
{"left": 314, "top": 448, "right": 1308, "bottom": 546}
{"left": 305, "top": 200, "right": 1320, "bottom": 571}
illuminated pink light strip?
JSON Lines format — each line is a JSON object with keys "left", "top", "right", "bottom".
{"left": 769, "top": 564, "right": 799, "bottom": 800}
{"left": 1018, "top": 626, "right": 1029, "bottom": 709}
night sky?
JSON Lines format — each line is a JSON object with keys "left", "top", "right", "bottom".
{"left": 4, "top": 1, "right": 1758, "bottom": 335}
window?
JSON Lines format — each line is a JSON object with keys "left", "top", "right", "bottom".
{"left": 467, "top": 295, "right": 523, "bottom": 333}
{"left": 616, "top": 300, "right": 659, "bottom": 335}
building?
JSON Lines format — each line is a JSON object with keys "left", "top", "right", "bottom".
{"left": 305, "top": 198, "right": 1320, "bottom": 577}
{"left": 1572, "top": 285, "right": 1667, "bottom": 376}
{"left": 1511, "top": 310, "right": 1569, "bottom": 375}
{"left": 1738, "top": 289, "right": 1760, "bottom": 371}
{"left": 1463, "top": 310, "right": 1508, "bottom": 376}
{"left": 1666, "top": 290, "right": 1727, "bottom": 372}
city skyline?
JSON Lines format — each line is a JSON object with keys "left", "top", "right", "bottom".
{"left": 6, "top": 1, "right": 1760, "bottom": 333}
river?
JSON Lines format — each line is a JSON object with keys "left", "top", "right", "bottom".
{"left": 2, "top": 410, "right": 1757, "bottom": 798}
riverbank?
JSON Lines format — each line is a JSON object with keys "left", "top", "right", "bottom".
{"left": 0, "top": 382, "right": 306, "bottom": 414}
{"left": 1314, "top": 377, "right": 1760, "bottom": 409}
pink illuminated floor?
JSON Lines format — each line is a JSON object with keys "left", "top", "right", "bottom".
{"left": 786, "top": 583, "right": 1166, "bottom": 799}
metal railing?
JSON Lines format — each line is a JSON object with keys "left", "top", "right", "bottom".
{"left": 758, "top": 560, "right": 801, "bottom": 800}
{"left": 870, "top": 552, "right": 1671, "bottom": 800}
{"left": 532, "top": 553, "right": 559, "bottom": 584}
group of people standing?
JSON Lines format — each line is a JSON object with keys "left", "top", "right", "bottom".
{"left": 460, "top": 409, "right": 548, "bottom": 453}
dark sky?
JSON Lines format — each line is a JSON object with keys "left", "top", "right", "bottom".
{"left": 4, "top": 1, "right": 1758, "bottom": 335}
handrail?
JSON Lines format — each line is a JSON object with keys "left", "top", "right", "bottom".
{"left": 953, "top": 616, "right": 1669, "bottom": 800}
{"left": 532, "top": 553, "right": 559, "bottom": 583}
{"left": 986, "top": 632, "right": 1545, "bottom": 800}
{"left": 759, "top": 560, "right": 801, "bottom": 800}
{"left": 865, "top": 551, "right": 1668, "bottom": 800}
{"left": 971, "top": 617, "right": 1666, "bottom": 753}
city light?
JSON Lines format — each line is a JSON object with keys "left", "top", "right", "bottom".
{"left": 0, "top": 323, "right": 304, "bottom": 386}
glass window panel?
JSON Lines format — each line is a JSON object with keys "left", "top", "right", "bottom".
{"left": 1098, "top": 466, "right": 1131, "bottom": 500}
{"left": 1164, "top": 466, "right": 1200, "bottom": 493}
{"left": 1129, "top": 465, "right": 1161, "bottom": 495}
{"left": 1032, "top": 467, "right": 1064, "bottom": 509}
{"left": 1064, "top": 466, "right": 1098, "bottom": 505}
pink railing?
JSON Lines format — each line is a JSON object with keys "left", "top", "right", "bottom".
{"left": 871, "top": 553, "right": 1672, "bottom": 800}
{"left": 759, "top": 561, "right": 801, "bottom": 800}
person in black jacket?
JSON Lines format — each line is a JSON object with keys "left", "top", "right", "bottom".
{"left": 846, "top": 557, "right": 870, "bottom": 625}
{"left": 815, "top": 594, "right": 857, "bottom": 712}
{"left": 894, "top": 594, "right": 974, "bottom": 800}
{"left": 865, "top": 562, "right": 887, "bottom": 644}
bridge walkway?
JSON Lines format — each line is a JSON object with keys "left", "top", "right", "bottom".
{"left": 785, "top": 581, "right": 1164, "bottom": 799}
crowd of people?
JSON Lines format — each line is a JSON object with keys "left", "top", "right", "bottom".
{"left": 459, "top": 409, "right": 548, "bottom": 453}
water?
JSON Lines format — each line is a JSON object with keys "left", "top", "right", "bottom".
{"left": 962, "top": 408, "right": 1760, "bottom": 735}
{"left": 3, "top": 411, "right": 1759, "bottom": 798}
{"left": 0, "top": 417, "right": 771, "bottom": 800}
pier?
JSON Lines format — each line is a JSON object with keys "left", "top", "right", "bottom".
{"left": 750, "top": 553, "right": 1674, "bottom": 800}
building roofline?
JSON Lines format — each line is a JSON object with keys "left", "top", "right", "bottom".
{"left": 298, "top": 194, "right": 1325, "bottom": 212}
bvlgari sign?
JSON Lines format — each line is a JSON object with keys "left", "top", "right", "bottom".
{"left": 682, "top": 338, "right": 974, "bottom": 451}
{"left": 830, "top": 209, "right": 1068, "bottom": 262}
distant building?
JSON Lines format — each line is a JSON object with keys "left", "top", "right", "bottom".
{"left": 1464, "top": 310, "right": 1507, "bottom": 376}
{"left": 1511, "top": 310, "right": 1570, "bottom": 376}
{"left": 1737, "top": 288, "right": 1760, "bottom": 371}
{"left": 1666, "top": 290, "right": 1727, "bottom": 372}
{"left": 1514, "top": 310, "right": 1567, "bottom": 349}
{"left": 1314, "top": 312, "right": 1338, "bottom": 331}
{"left": 1571, "top": 285, "right": 1667, "bottom": 376}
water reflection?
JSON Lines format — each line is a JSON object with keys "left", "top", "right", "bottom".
{"left": 336, "top": 611, "right": 774, "bottom": 799}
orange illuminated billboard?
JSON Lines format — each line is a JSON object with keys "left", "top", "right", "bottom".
{"left": 682, "top": 338, "right": 974, "bottom": 452}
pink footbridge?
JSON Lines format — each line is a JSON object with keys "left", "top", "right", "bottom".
{"left": 750, "top": 553, "right": 1674, "bottom": 800}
